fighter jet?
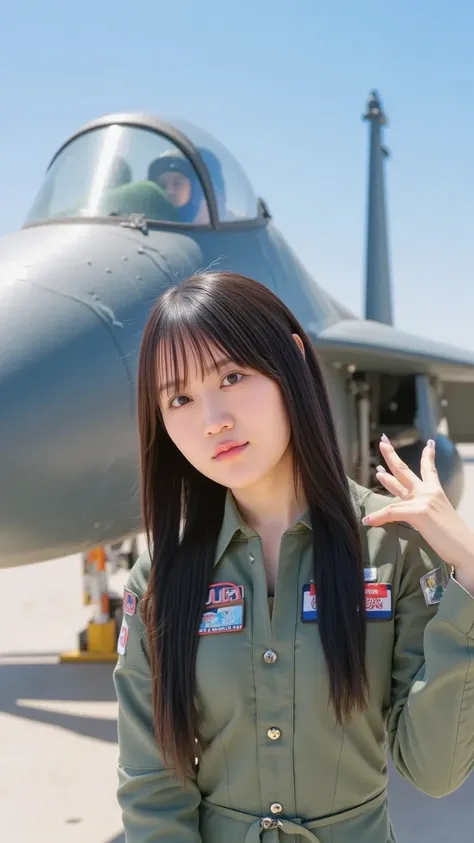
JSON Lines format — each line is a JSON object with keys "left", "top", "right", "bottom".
{"left": 1, "top": 91, "right": 473, "bottom": 569}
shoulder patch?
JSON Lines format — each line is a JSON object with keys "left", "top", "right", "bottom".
{"left": 123, "top": 589, "right": 138, "bottom": 616}
{"left": 420, "top": 567, "right": 448, "bottom": 606}
{"left": 117, "top": 619, "right": 129, "bottom": 655}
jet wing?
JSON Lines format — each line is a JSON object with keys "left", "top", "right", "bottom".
{"left": 310, "top": 319, "right": 474, "bottom": 383}
{"left": 310, "top": 318, "right": 474, "bottom": 443}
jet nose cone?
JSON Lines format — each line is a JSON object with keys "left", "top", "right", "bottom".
{"left": 0, "top": 266, "right": 140, "bottom": 568}
{"left": 0, "top": 219, "right": 203, "bottom": 568}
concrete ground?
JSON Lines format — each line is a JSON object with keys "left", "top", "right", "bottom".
{"left": 1, "top": 447, "right": 473, "bottom": 842}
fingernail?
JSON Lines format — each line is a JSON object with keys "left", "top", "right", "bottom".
{"left": 428, "top": 439, "right": 435, "bottom": 450}
{"left": 381, "top": 433, "right": 390, "bottom": 444}
{"left": 362, "top": 516, "right": 370, "bottom": 525}
{"left": 376, "top": 464, "right": 386, "bottom": 473}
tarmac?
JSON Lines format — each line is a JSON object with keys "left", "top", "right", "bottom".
{"left": 1, "top": 446, "right": 474, "bottom": 842}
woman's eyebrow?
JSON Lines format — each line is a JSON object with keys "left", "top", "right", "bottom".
{"left": 158, "top": 357, "right": 234, "bottom": 395}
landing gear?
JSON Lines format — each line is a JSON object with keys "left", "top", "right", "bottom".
{"left": 114, "top": 537, "right": 139, "bottom": 570}
{"left": 60, "top": 540, "right": 138, "bottom": 664}
{"left": 351, "top": 373, "right": 377, "bottom": 489}
{"left": 355, "top": 378, "right": 371, "bottom": 488}
{"left": 351, "top": 371, "right": 413, "bottom": 490}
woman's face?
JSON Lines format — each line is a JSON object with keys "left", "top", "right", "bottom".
{"left": 158, "top": 342, "right": 292, "bottom": 490}
{"left": 157, "top": 171, "right": 192, "bottom": 207}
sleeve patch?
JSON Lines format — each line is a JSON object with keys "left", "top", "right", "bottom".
{"left": 123, "top": 589, "right": 138, "bottom": 615}
{"left": 117, "top": 619, "right": 129, "bottom": 655}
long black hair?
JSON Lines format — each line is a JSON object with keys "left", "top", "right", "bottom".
{"left": 137, "top": 271, "right": 368, "bottom": 784}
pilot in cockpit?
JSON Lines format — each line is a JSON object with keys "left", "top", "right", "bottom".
{"left": 147, "top": 152, "right": 210, "bottom": 224}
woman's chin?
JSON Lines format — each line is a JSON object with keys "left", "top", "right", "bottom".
{"left": 210, "top": 465, "right": 269, "bottom": 491}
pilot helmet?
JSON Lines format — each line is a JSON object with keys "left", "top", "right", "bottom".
{"left": 147, "top": 151, "right": 203, "bottom": 222}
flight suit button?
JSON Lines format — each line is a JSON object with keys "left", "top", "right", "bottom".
{"left": 263, "top": 649, "right": 277, "bottom": 664}
{"left": 267, "top": 727, "right": 281, "bottom": 740}
{"left": 270, "top": 802, "right": 283, "bottom": 814}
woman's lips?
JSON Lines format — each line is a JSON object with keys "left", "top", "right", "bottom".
{"left": 213, "top": 442, "right": 249, "bottom": 461}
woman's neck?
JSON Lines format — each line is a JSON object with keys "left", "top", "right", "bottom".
{"left": 231, "top": 449, "right": 306, "bottom": 536}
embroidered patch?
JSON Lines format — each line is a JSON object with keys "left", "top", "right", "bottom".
{"left": 117, "top": 619, "right": 129, "bottom": 655}
{"left": 205, "top": 582, "right": 244, "bottom": 606}
{"left": 302, "top": 582, "right": 318, "bottom": 622}
{"left": 302, "top": 582, "right": 393, "bottom": 622}
{"left": 420, "top": 567, "right": 448, "bottom": 606}
{"left": 364, "top": 583, "right": 393, "bottom": 619}
{"left": 123, "top": 589, "right": 137, "bottom": 616}
{"left": 199, "top": 601, "right": 244, "bottom": 635}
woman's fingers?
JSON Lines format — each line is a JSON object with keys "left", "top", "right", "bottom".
{"left": 420, "top": 439, "right": 441, "bottom": 488}
{"left": 362, "top": 436, "right": 444, "bottom": 529}
{"left": 362, "top": 499, "right": 415, "bottom": 528}
{"left": 379, "top": 436, "right": 423, "bottom": 491}
{"left": 375, "top": 466, "right": 409, "bottom": 499}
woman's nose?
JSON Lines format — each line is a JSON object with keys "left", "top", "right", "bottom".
{"left": 204, "top": 409, "right": 234, "bottom": 437}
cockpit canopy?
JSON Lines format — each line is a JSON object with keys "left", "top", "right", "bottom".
{"left": 24, "top": 116, "right": 261, "bottom": 228}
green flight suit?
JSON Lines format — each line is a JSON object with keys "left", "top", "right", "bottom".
{"left": 113, "top": 479, "right": 474, "bottom": 842}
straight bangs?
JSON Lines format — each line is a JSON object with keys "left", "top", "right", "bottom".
{"left": 154, "top": 296, "right": 282, "bottom": 419}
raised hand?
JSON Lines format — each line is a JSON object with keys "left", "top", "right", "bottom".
{"left": 362, "top": 436, "right": 474, "bottom": 590}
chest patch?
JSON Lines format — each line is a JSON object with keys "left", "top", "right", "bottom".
{"left": 302, "top": 582, "right": 318, "bottom": 622}
{"left": 199, "top": 581, "right": 245, "bottom": 635}
{"left": 205, "top": 582, "right": 244, "bottom": 605}
{"left": 364, "top": 583, "right": 393, "bottom": 619}
{"left": 302, "top": 582, "right": 393, "bottom": 622}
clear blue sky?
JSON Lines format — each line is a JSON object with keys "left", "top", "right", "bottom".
{"left": 2, "top": 0, "right": 473, "bottom": 348}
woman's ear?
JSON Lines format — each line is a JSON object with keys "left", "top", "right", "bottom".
{"left": 292, "top": 333, "right": 306, "bottom": 359}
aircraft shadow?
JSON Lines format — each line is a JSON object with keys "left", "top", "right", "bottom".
{"left": 0, "top": 661, "right": 118, "bottom": 743}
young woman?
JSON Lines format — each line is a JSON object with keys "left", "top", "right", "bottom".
{"left": 113, "top": 271, "right": 474, "bottom": 843}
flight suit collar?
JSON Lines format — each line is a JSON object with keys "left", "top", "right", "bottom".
{"left": 213, "top": 490, "right": 312, "bottom": 567}
{"left": 213, "top": 491, "right": 251, "bottom": 567}
{"left": 213, "top": 480, "right": 364, "bottom": 566}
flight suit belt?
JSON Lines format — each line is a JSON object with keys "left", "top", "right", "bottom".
{"left": 201, "top": 789, "right": 387, "bottom": 842}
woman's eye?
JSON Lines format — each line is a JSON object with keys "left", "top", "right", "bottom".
{"left": 222, "top": 372, "right": 244, "bottom": 387}
{"left": 169, "top": 394, "right": 190, "bottom": 409}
